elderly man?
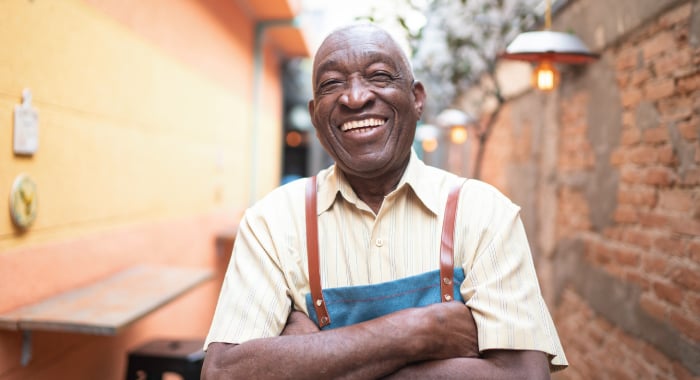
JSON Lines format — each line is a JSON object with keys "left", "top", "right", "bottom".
{"left": 202, "top": 24, "right": 567, "bottom": 379}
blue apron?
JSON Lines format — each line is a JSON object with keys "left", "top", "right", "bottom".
{"left": 304, "top": 177, "right": 465, "bottom": 329}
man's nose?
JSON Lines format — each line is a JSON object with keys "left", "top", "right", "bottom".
{"left": 338, "top": 78, "right": 374, "bottom": 109}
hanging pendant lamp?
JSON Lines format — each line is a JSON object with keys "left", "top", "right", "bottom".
{"left": 500, "top": 0, "right": 598, "bottom": 91}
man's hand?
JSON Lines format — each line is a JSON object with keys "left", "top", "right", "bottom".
{"left": 281, "top": 310, "right": 320, "bottom": 335}
{"left": 394, "top": 301, "right": 479, "bottom": 361}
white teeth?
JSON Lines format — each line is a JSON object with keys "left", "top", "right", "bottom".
{"left": 340, "top": 118, "right": 385, "bottom": 132}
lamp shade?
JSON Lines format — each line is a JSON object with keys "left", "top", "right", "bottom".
{"left": 500, "top": 30, "right": 599, "bottom": 64}
{"left": 435, "top": 109, "right": 475, "bottom": 129}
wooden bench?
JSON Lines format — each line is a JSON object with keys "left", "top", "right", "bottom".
{"left": 0, "top": 265, "right": 212, "bottom": 366}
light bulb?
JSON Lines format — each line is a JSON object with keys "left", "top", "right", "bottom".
{"left": 422, "top": 138, "right": 438, "bottom": 153}
{"left": 532, "top": 60, "right": 559, "bottom": 91}
{"left": 449, "top": 126, "right": 468, "bottom": 144}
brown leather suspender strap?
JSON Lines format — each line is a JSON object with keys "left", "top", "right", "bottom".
{"left": 440, "top": 180, "right": 465, "bottom": 302}
{"left": 305, "top": 176, "right": 331, "bottom": 328}
{"left": 306, "top": 176, "right": 464, "bottom": 328}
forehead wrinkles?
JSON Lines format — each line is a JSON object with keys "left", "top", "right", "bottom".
{"left": 315, "top": 49, "right": 402, "bottom": 79}
{"left": 312, "top": 31, "right": 412, "bottom": 84}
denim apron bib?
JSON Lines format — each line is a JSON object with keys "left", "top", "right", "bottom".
{"left": 304, "top": 176, "right": 466, "bottom": 329}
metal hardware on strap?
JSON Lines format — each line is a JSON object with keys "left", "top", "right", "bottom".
{"left": 440, "top": 180, "right": 465, "bottom": 302}
{"left": 305, "top": 176, "right": 331, "bottom": 327}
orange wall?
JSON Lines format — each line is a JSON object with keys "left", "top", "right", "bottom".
{"left": 0, "top": 0, "right": 288, "bottom": 378}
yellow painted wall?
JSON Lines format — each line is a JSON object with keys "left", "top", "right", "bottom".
{"left": 0, "top": 0, "right": 257, "bottom": 250}
{"left": 0, "top": 0, "right": 290, "bottom": 378}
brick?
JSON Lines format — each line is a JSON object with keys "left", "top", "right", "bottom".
{"left": 689, "top": 241, "right": 700, "bottom": 263}
{"left": 641, "top": 344, "right": 673, "bottom": 379}
{"left": 642, "top": 253, "right": 669, "bottom": 276}
{"left": 643, "top": 31, "right": 677, "bottom": 60}
{"left": 672, "top": 361, "right": 696, "bottom": 380}
{"left": 680, "top": 168, "right": 700, "bottom": 185}
{"left": 622, "top": 229, "right": 653, "bottom": 249}
{"left": 642, "top": 126, "right": 669, "bottom": 144}
{"left": 677, "top": 117, "right": 698, "bottom": 141}
{"left": 618, "top": 187, "right": 657, "bottom": 207}
{"left": 657, "top": 144, "right": 677, "bottom": 165}
{"left": 670, "top": 264, "right": 700, "bottom": 291}
{"left": 670, "top": 215, "right": 700, "bottom": 236}
{"left": 687, "top": 292, "right": 700, "bottom": 316}
{"left": 669, "top": 310, "right": 700, "bottom": 341}
{"left": 641, "top": 344, "right": 674, "bottom": 374}
{"left": 658, "top": 189, "right": 695, "bottom": 211}
{"left": 621, "top": 87, "right": 643, "bottom": 108}
{"left": 614, "top": 246, "right": 642, "bottom": 266}
{"left": 658, "top": 96, "right": 694, "bottom": 122}
{"left": 630, "top": 68, "right": 652, "bottom": 86}
{"left": 617, "top": 48, "right": 639, "bottom": 71}
{"left": 639, "top": 212, "right": 670, "bottom": 228}
{"left": 673, "top": 66, "right": 700, "bottom": 80}
{"left": 645, "top": 78, "right": 676, "bottom": 101}
{"left": 621, "top": 128, "right": 642, "bottom": 146}
{"left": 615, "top": 206, "right": 640, "bottom": 223}
{"left": 609, "top": 366, "right": 637, "bottom": 380}
{"left": 653, "top": 235, "right": 685, "bottom": 256}
{"left": 620, "top": 166, "right": 643, "bottom": 184}
{"left": 643, "top": 167, "right": 676, "bottom": 186}
{"left": 628, "top": 354, "right": 656, "bottom": 379}
{"left": 617, "top": 72, "right": 631, "bottom": 87}
{"left": 629, "top": 145, "right": 659, "bottom": 165}
{"left": 640, "top": 293, "right": 668, "bottom": 320}
{"left": 652, "top": 280, "right": 684, "bottom": 305}
{"left": 677, "top": 72, "right": 700, "bottom": 93}
{"left": 654, "top": 52, "right": 686, "bottom": 78}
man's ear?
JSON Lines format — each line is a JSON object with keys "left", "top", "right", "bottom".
{"left": 412, "top": 81, "right": 426, "bottom": 118}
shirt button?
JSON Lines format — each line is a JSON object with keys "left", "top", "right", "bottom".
{"left": 376, "top": 238, "right": 384, "bottom": 247}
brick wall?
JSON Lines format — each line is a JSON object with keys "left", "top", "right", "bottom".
{"left": 480, "top": 0, "right": 699, "bottom": 378}
{"left": 557, "top": 2, "right": 699, "bottom": 378}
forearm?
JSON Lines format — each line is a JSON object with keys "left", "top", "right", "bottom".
{"left": 203, "top": 317, "right": 420, "bottom": 380}
{"left": 203, "top": 302, "right": 479, "bottom": 380}
{"left": 382, "top": 350, "right": 551, "bottom": 380}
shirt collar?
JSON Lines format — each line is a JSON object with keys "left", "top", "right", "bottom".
{"left": 316, "top": 149, "right": 440, "bottom": 216}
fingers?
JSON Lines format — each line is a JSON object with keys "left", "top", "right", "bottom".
{"left": 281, "top": 310, "right": 321, "bottom": 335}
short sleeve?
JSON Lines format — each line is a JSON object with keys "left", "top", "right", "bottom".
{"left": 460, "top": 205, "right": 568, "bottom": 370}
{"left": 204, "top": 211, "right": 292, "bottom": 349}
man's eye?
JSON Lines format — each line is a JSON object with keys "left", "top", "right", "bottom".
{"left": 319, "top": 79, "right": 343, "bottom": 92}
{"left": 369, "top": 72, "right": 394, "bottom": 84}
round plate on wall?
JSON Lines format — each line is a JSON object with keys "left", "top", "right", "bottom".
{"left": 9, "top": 174, "right": 38, "bottom": 230}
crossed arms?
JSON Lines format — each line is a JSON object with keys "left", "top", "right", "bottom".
{"left": 202, "top": 302, "right": 550, "bottom": 379}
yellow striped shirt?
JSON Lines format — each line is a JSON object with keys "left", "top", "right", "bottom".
{"left": 205, "top": 151, "right": 568, "bottom": 369}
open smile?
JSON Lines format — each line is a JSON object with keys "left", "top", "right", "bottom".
{"left": 338, "top": 118, "right": 387, "bottom": 132}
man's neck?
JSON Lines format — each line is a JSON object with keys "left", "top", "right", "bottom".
{"left": 342, "top": 163, "right": 408, "bottom": 215}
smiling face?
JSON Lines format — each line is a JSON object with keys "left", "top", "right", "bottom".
{"left": 308, "top": 25, "right": 425, "bottom": 180}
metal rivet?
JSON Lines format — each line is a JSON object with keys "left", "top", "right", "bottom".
{"left": 316, "top": 299, "right": 323, "bottom": 307}
{"left": 321, "top": 316, "right": 329, "bottom": 323}
{"left": 444, "top": 294, "right": 452, "bottom": 301}
{"left": 443, "top": 277, "right": 452, "bottom": 285}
